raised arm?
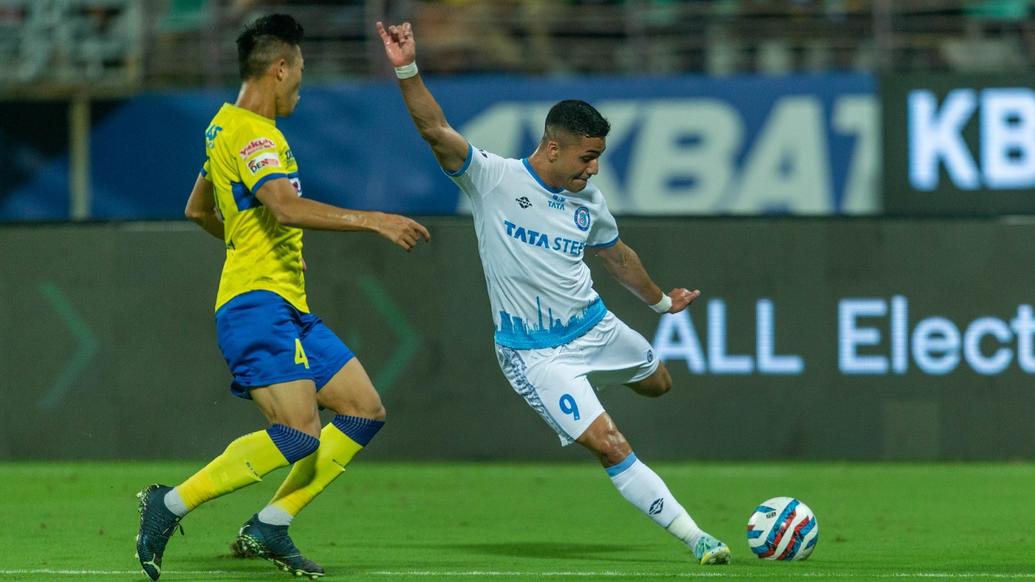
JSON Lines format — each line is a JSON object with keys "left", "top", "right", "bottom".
{"left": 376, "top": 21, "right": 469, "bottom": 173}
{"left": 253, "top": 178, "right": 430, "bottom": 251}
{"left": 185, "top": 173, "right": 224, "bottom": 240}
{"left": 593, "top": 240, "right": 700, "bottom": 314}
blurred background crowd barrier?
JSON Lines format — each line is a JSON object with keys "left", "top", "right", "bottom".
{"left": 5, "top": 0, "right": 1034, "bottom": 86}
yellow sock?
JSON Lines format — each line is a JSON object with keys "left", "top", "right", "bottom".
{"left": 268, "top": 422, "right": 364, "bottom": 516}
{"left": 177, "top": 430, "right": 290, "bottom": 510}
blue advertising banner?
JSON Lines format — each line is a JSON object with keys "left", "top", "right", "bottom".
{"left": 1, "top": 74, "right": 876, "bottom": 220}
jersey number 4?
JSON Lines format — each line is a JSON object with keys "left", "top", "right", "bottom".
{"left": 294, "top": 338, "right": 310, "bottom": 369}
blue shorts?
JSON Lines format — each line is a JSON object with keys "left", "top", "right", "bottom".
{"left": 215, "top": 290, "right": 354, "bottom": 399}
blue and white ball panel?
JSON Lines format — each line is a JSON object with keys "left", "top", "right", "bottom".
{"left": 746, "top": 496, "right": 819, "bottom": 561}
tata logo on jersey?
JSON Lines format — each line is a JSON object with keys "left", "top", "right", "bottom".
{"left": 908, "top": 88, "right": 1035, "bottom": 191}
{"left": 502, "top": 219, "right": 586, "bottom": 256}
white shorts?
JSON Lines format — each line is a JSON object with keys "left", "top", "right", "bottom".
{"left": 495, "top": 312, "right": 659, "bottom": 446}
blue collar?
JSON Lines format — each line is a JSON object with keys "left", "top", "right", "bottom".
{"left": 522, "top": 158, "right": 565, "bottom": 194}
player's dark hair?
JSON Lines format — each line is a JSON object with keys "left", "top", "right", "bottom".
{"left": 544, "top": 100, "right": 610, "bottom": 141}
{"left": 237, "top": 14, "right": 304, "bottom": 80}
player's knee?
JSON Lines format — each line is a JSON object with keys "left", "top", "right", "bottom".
{"left": 279, "top": 416, "right": 321, "bottom": 439}
{"left": 358, "top": 389, "right": 387, "bottom": 420}
{"left": 593, "top": 428, "right": 632, "bottom": 466}
{"left": 334, "top": 399, "right": 386, "bottom": 422}
{"left": 655, "top": 370, "right": 673, "bottom": 396}
{"left": 640, "top": 380, "right": 670, "bottom": 398}
{"left": 632, "top": 370, "right": 671, "bottom": 398}
{"left": 600, "top": 442, "right": 631, "bottom": 466}
{"left": 364, "top": 402, "right": 387, "bottom": 422}
{"left": 647, "top": 365, "right": 672, "bottom": 396}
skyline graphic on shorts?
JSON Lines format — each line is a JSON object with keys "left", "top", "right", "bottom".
{"left": 495, "top": 296, "right": 605, "bottom": 349}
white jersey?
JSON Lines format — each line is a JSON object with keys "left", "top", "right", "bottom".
{"left": 447, "top": 143, "right": 620, "bottom": 350}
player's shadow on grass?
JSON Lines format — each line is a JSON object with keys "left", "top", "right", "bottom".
{"left": 407, "top": 542, "right": 656, "bottom": 563}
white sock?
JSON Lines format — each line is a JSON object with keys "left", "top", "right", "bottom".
{"left": 667, "top": 512, "right": 704, "bottom": 549}
{"left": 607, "top": 453, "right": 703, "bottom": 547}
{"left": 257, "top": 504, "right": 294, "bottom": 526}
{"left": 163, "top": 487, "right": 190, "bottom": 517}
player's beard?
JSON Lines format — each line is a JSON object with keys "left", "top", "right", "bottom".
{"left": 281, "top": 93, "right": 300, "bottom": 117}
{"left": 569, "top": 176, "right": 589, "bottom": 192}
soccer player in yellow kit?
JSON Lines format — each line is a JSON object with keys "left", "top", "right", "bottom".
{"left": 134, "top": 14, "right": 429, "bottom": 581}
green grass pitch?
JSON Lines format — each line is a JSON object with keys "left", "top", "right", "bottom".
{"left": 0, "top": 461, "right": 1032, "bottom": 580}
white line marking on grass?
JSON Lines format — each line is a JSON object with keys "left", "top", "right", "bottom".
{"left": 4, "top": 570, "right": 1035, "bottom": 579}
{"left": 367, "top": 573, "right": 1035, "bottom": 579}
{"left": 371, "top": 574, "right": 727, "bottom": 578}
{"left": 0, "top": 570, "right": 280, "bottom": 577}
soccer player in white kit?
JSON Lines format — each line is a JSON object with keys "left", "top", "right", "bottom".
{"left": 378, "top": 21, "right": 732, "bottom": 566}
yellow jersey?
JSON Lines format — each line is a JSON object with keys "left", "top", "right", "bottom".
{"left": 201, "top": 103, "right": 308, "bottom": 313}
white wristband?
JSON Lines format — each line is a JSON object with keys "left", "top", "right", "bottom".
{"left": 395, "top": 62, "right": 419, "bottom": 79}
{"left": 650, "top": 294, "right": 672, "bottom": 314}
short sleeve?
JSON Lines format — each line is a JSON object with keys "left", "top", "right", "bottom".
{"left": 201, "top": 159, "right": 211, "bottom": 181}
{"left": 233, "top": 131, "right": 288, "bottom": 193}
{"left": 445, "top": 143, "right": 507, "bottom": 199}
{"left": 587, "top": 202, "right": 619, "bottom": 249}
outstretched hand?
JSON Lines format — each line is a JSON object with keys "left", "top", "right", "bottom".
{"left": 667, "top": 288, "right": 701, "bottom": 314}
{"left": 377, "top": 212, "right": 431, "bottom": 252}
{"left": 376, "top": 21, "right": 416, "bottom": 67}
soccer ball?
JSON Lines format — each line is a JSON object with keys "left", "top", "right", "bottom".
{"left": 746, "top": 496, "right": 819, "bottom": 560}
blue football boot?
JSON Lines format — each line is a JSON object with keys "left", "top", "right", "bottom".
{"left": 135, "top": 484, "right": 184, "bottom": 580}
{"left": 693, "top": 533, "right": 732, "bottom": 565}
{"left": 234, "top": 514, "right": 324, "bottom": 579}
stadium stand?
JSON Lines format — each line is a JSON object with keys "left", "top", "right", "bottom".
{"left": 2, "top": 0, "right": 1031, "bottom": 95}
